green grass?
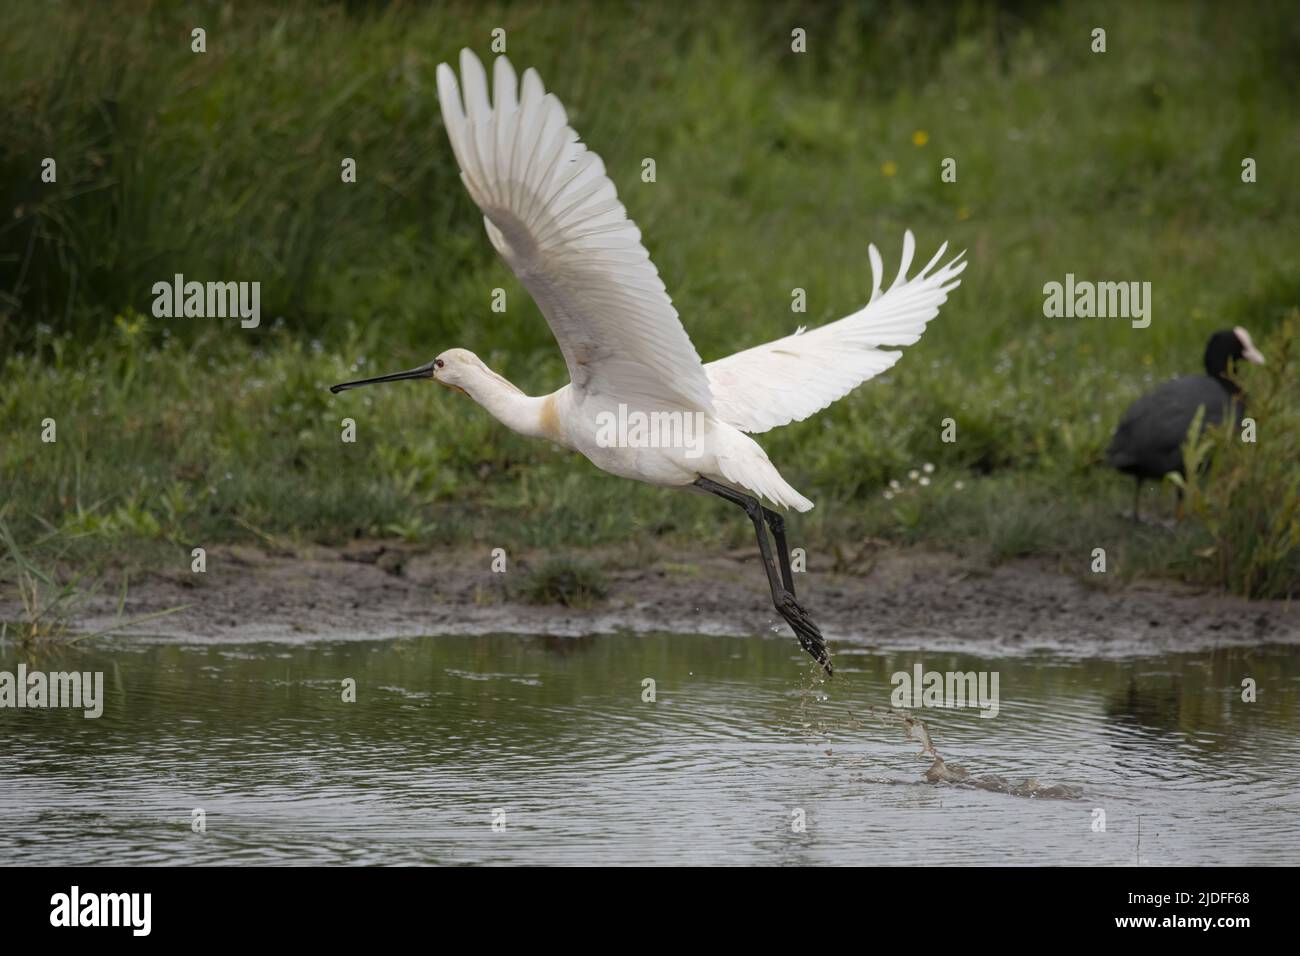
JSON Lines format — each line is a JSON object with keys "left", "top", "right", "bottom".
{"left": 2, "top": 0, "right": 1298, "bottom": 597}
{"left": 0, "top": 513, "right": 188, "bottom": 646}
{"left": 1172, "top": 316, "right": 1300, "bottom": 596}
{"left": 517, "top": 556, "right": 611, "bottom": 609}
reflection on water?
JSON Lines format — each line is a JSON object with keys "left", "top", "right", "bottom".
{"left": 1, "top": 635, "right": 1297, "bottom": 865}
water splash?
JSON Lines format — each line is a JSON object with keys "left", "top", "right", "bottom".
{"left": 851, "top": 705, "right": 1080, "bottom": 800}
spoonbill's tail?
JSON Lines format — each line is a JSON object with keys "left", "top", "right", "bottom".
{"left": 711, "top": 426, "right": 815, "bottom": 512}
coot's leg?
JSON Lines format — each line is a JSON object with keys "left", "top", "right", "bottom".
{"left": 1132, "top": 477, "right": 1143, "bottom": 523}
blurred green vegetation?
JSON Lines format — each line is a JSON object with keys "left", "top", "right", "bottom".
{"left": 1173, "top": 314, "right": 1300, "bottom": 597}
{"left": 517, "top": 555, "right": 611, "bottom": 608}
{"left": 1, "top": 0, "right": 1297, "bottom": 596}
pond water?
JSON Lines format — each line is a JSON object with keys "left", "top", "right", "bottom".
{"left": 1, "top": 634, "right": 1297, "bottom": 865}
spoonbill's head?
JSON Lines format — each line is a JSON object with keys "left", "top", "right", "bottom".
{"left": 1205, "top": 327, "right": 1265, "bottom": 378}
{"left": 329, "top": 348, "right": 485, "bottom": 397}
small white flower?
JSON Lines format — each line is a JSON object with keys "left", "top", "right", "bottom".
{"left": 919, "top": 476, "right": 931, "bottom": 487}
{"left": 908, "top": 470, "right": 920, "bottom": 481}
{"left": 954, "top": 481, "right": 964, "bottom": 491}
{"left": 923, "top": 462, "right": 935, "bottom": 474}
{"left": 883, "top": 491, "right": 894, "bottom": 500}
{"left": 889, "top": 479, "right": 901, "bottom": 491}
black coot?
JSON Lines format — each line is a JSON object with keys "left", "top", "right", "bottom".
{"left": 1107, "top": 327, "right": 1265, "bottom": 520}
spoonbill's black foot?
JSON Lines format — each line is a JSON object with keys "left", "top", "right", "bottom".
{"left": 777, "top": 593, "right": 832, "bottom": 676}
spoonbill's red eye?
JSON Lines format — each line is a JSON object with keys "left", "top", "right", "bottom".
{"left": 435, "top": 359, "right": 445, "bottom": 369}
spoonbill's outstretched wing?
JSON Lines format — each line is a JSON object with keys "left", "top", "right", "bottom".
{"left": 704, "top": 232, "right": 965, "bottom": 433}
{"left": 436, "top": 50, "right": 715, "bottom": 414}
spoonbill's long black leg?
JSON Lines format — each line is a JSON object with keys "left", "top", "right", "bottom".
{"left": 694, "top": 477, "right": 832, "bottom": 675}
{"left": 693, "top": 479, "right": 783, "bottom": 597}
{"left": 761, "top": 506, "right": 796, "bottom": 597}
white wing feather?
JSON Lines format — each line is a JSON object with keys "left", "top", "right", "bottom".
{"left": 705, "top": 232, "right": 966, "bottom": 433}
{"left": 436, "top": 50, "right": 716, "bottom": 414}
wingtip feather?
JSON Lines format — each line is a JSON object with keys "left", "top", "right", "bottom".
{"left": 459, "top": 48, "right": 490, "bottom": 122}
{"left": 492, "top": 55, "right": 518, "bottom": 112}
{"left": 868, "top": 244, "right": 884, "bottom": 302}
{"left": 890, "top": 230, "right": 916, "bottom": 291}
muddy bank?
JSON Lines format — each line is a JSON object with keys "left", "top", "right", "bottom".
{"left": 22, "top": 541, "right": 1295, "bottom": 656}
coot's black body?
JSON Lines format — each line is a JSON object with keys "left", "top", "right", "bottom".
{"left": 1106, "top": 328, "right": 1264, "bottom": 519}
{"left": 1106, "top": 374, "right": 1242, "bottom": 479}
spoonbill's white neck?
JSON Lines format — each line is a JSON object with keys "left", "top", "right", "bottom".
{"left": 453, "top": 363, "right": 558, "bottom": 442}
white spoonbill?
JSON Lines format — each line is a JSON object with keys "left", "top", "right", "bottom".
{"left": 332, "top": 50, "right": 967, "bottom": 674}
